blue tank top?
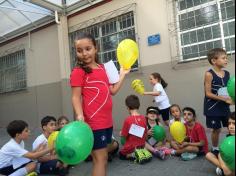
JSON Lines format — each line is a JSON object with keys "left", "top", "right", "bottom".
{"left": 204, "top": 69, "right": 230, "bottom": 117}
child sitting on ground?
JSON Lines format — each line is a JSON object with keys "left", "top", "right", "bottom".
{"left": 57, "top": 116, "right": 70, "bottom": 131}
{"left": 206, "top": 112, "right": 235, "bottom": 176}
{"left": 0, "top": 120, "right": 53, "bottom": 176}
{"left": 119, "top": 95, "right": 152, "bottom": 164}
{"left": 171, "top": 107, "right": 209, "bottom": 156}
{"left": 145, "top": 106, "right": 170, "bottom": 160}
{"left": 33, "top": 116, "right": 68, "bottom": 176}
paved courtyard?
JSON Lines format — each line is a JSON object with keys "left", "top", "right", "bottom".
{"left": 0, "top": 128, "right": 227, "bottom": 176}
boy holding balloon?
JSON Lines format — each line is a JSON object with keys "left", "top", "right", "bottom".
{"left": 204, "top": 48, "right": 234, "bottom": 156}
{"left": 206, "top": 112, "right": 235, "bottom": 176}
{"left": 32, "top": 116, "right": 68, "bottom": 176}
{"left": 171, "top": 107, "right": 208, "bottom": 156}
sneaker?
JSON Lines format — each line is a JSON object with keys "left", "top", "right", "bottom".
{"left": 27, "top": 172, "right": 38, "bottom": 176}
{"left": 216, "top": 167, "right": 224, "bottom": 176}
{"left": 153, "top": 150, "right": 165, "bottom": 160}
{"left": 134, "top": 149, "right": 147, "bottom": 164}
{"left": 141, "top": 149, "right": 153, "bottom": 162}
{"left": 160, "top": 147, "right": 173, "bottom": 155}
{"left": 181, "top": 152, "right": 197, "bottom": 161}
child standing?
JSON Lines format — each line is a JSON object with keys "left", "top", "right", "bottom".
{"left": 144, "top": 73, "right": 171, "bottom": 126}
{"left": 206, "top": 112, "right": 235, "bottom": 176}
{"left": 70, "top": 33, "right": 129, "bottom": 176}
{"left": 0, "top": 120, "right": 53, "bottom": 176}
{"left": 32, "top": 116, "right": 68, "bottom": 176}
{"left": 171, "top": 107, "right": 209, "bottom": 156}
{"left": 204, "top": 48, "right": 233, "bottom": 155}
{"left": 119, "top": 95, "right": 152, "bottom": 164}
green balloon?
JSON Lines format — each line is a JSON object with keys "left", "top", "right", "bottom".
{"left": 153, "top": 125, "right": 166, "bottom": 142}
{"left": 55, "top": 121, "right": 94, "bottom": 165}
{"left": 220, "top": 136, "right": 235, "bottom": 171}
{"left": 227, "top": 76, "right": 235, "bottom": 101}
{"left": 120, "top": 136, "right": 126, "bottom": 145}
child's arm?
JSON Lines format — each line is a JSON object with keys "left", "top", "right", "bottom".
{"left": 24, "top": 147, "right": 53, "bottom": 160}
{"left": 110, "top": 68, "right": 130, "bottom": 95}
{"left": 205, "top": 72, "right": 233, "bottom": 104}
{"left": 72, "top": 87, "right": 84, "bottom": 121}
{"left": 143, "top": 91, "right": 160, "bottom": 96}
{"left": 181, "top": 140, "right": 205, "bottom": 148}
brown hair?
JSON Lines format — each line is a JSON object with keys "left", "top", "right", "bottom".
{"left": 207, "top": 48, "right": 227, "bottom": 65}
{"left": 151, "top": 73, "right": 168, "bottom": 88}
{"left": 58, "top": 116, "right": 69, "bottom": 125}
{"left": 170, "top": 104, "right": 181, "bottom": 115}
{"left": 75, "top": 33, "right": 100, "bottom": 73}
{"left": 125, "top": 95, "right": 140, "bottom": 110}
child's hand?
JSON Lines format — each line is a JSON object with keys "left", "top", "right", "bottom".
{"left": 181, "top": 142, "right": 189, "bottom": 148}
{"left": 224, "top": 98, "right": 234, "bottom": 105}
{"left": 147, "top": 128, "right": 153, "bottom": 136}
{"left": 76, "top": 115, "right": 84, "bottom": 121}
{"left": 120, "top": 67, "right": 131, "bottom": 76}
{"left": 36, "top": 143, "right": 47, "bottom": 152}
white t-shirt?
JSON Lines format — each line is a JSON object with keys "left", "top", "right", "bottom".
{"left": 169, "top": 118, "right": 186, "bottom": 126}
{"left": 0, "top": 139, "right": 30, "bottom": 169}
{"left": 32, "top": 134, "right": 48, "bottom": 151}
{"left": 153, "top": 83, "right": 171, "bottom": 110}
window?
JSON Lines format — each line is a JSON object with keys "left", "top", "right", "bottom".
{"left": 0, "top": 50, "right": 27, "bottom": 94}
{"left": 177, "top": 0, "right": 235, "bottom": 61}
{"left": 69, "top": 12, "right": 138, "bottom": 70}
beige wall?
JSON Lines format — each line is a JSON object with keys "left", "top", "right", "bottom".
{"left": 0, "top": 0, "right": 235, "bottom": 129}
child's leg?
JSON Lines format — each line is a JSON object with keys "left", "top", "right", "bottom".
{"left": 206, "top": 152, "right": 221, "bottom": 167}
{"left": 176, "top": 146, "right": 199, "bottom": 155}
{"left": 92, "top": 148, "right": 108, "bottom": 176}
{"left": 170, "top": 141, "right": 181, "bottom": 150}
{"left": 211, "top": 129, "right": 221, "bottom": 149}
{"left": 9, "top": 162, "right": 36, "bottom": 176}
{"left": 219, "top": 154, "right": 233, "bottom": 176}
{"left": 145, "top": 142, "right": 156, "bottom": 153}
{"left": 108, "top": 140, "right": 119, "bottom": 154}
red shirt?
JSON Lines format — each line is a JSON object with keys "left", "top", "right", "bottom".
{"left": 70, "top": 66, "right": 113, "bottom": 130}
{"left": 120, "top": 115, "right": 147, "bottom": 155}
{"left": 186, "top": 122, "right": 209, "bottom": 154}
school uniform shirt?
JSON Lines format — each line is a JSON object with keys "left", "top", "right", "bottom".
{"left": 0, "top": 139, "right": 30, "bottom": 169}
{"left": 32, "top": 134, "right": 48, "bottom": 150}
{"left": 120, "top": 115, "right": 147, "bottom": 155}
{"left": 204, "top": 69, "right": 230, "bottom": 117}
{"left": 70, "top": 65, "right": 113, "bottom": 130}
{"left": 185, "top": 122, "right": 209, "bottom": 154}
{"left": 153, "top": 83, "right": 171, "bottom": 110}
{"left": 169, "top": 118, "right": 185, "bottom": 126}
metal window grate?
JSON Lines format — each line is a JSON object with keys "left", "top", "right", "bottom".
{"left": 168, "top": 0, "right": 235, "bottom": 62}
{"left": 69, "top": 11, "right": 137, "bottom": 70}
{"left": 0, "top": 50, "right": 27, "bottom": 94}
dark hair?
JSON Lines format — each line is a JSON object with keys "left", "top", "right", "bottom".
{"left": 125, "top": 95, "right": 140, "bottom": 110}
{"left": 75, "top": 33, "right": 100, "bottom": 73}
{"left": 151, "top": 73, "right": 168, "bottom": 88}
{"left": 170, "top": 104, "right": 181, "bottom": 114}
{"left": 229, "top": 112, "right": 235, "bottom": 121}
{"left": 207, "top": 48, "right": 227, "bottom": 65}
{"left": 41, "top": 116, "right": 56, "bottom": 128}
{"left": 58, "top": 116, "right": 69, "bottom": 125}
{"left": 146, "top": 106, "right": 160, "bottom": 115}
{"left": 7, "top": 120, "right": 28, "bottom": 138}
{"left": 183, "top": 107, "right": 196, "bottom": 118}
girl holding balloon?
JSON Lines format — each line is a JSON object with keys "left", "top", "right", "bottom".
{"left": 143, "top": 73, "right": 171, "bottom": 126}
{"left": 70, "top": 33, "right": 130, "bottom": 176}
{"left": 206, "top": 112, "right": 235, "bottom": 176}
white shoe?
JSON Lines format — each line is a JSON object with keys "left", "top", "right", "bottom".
{"left": 216, "top": 167, "right": 224, "bottom": 176}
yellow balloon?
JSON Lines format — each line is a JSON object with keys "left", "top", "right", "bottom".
{"left": 117, "top": 39, "right": 139, "bottom": 69}
{"left": 170, "top": 122, "right": 186, "bottom": 143}
{"left": 131, "top": 79, "right": 145, "bottom": 95}
{"left": 48, "top": 131, "right": 59, "bottom": 148}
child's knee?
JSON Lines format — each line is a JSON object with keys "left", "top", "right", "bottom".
{"left": 26, "top": 162, "right": 37, "bottom": 172}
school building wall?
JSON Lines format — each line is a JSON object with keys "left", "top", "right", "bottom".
{"left": 0, "top": 0, "right": 235, "bottom": 129}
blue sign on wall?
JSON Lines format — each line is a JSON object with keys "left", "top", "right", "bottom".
{"left": 148, "top": 34, "right": 161, "bottom": 46}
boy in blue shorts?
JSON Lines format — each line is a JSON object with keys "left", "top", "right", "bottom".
{"left": 204, "top": 48, "right": 234, "bottom": 155}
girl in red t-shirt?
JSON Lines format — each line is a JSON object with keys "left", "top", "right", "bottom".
{"left": 70, "top": 33, "right": 130, "bottom": 176}
{"left": 171, "top": 107, "right": 209, "bottom": 156}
